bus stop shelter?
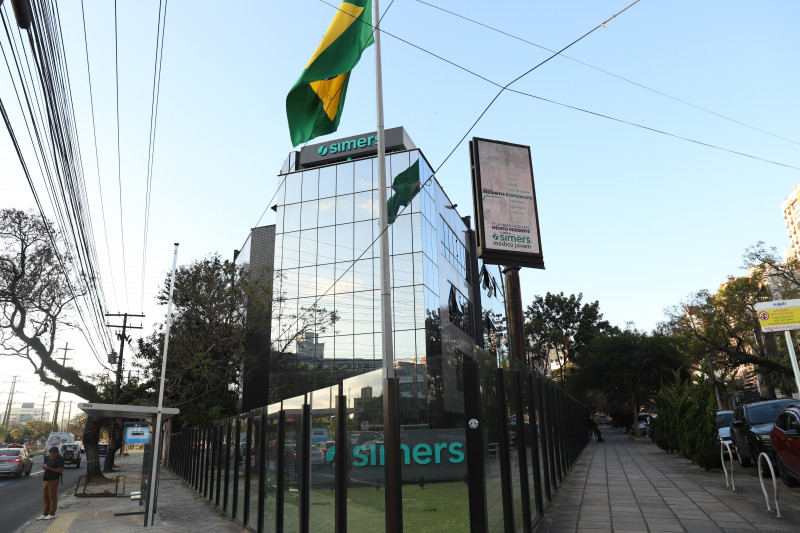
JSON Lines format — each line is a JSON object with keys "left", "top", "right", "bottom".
{"left": 77, "top": 402, "right": 179, "bottom": 527}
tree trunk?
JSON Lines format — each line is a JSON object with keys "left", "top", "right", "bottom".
{"left": 103, "top": 419, "right": 124, "bottom": 472}
{"left": 83, "top": 416, "right": 104, "bottom": 479}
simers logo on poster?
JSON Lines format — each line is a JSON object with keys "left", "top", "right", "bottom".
{"left": 470, "top": 137, "right": 544, "bottom": 269}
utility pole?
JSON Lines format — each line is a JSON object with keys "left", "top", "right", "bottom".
{"left": 40, "top": 391, "right": 48, "bottom": 421}
{"left": 2, "top": 376, "right": 20, "bottom": 429}
{"left": 65, "top": 401, "right": 73, "bottom": 433}
{"left": 106, "top": 313, "right": 144, "bottom": 404}
{"left": 51, "top": 343, "right": 73, "bottom": 431}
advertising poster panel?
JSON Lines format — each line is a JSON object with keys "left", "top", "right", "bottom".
{"left": 470, "top": 137, "right": 544, "bottom": 269}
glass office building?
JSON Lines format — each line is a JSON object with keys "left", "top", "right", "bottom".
{"left": 263, "top": 128, "right": 507, "bottom": 421}
{"left": 175, "top": 128, "right": 589, "bottom": 533}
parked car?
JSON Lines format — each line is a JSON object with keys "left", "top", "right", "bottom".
{"left": 730, "top": 398, "right": 800, "bottom": 467}
{"left": 638, "top": 413, "right": 656, "bottom": 439}
{"left": 98, "top": 442, "right": 108, "bottom": 456}
{"left": 0, "top": 446, "right": 33, "bottom": 478}
{"left": 770, "top": 405, "right": 800, "bottom": 487}
{"left": 716, "top": 410, "right": 736, "bottom": 458}
{"left": 61, "top": 443, "right": 82, "bottom": 468}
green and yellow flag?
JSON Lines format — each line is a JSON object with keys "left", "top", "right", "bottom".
{"left": 286, "top": 0, "right": 374, "bottom": 147}
{"left": 387, "top": 160, "right": 420, "bottom": 224}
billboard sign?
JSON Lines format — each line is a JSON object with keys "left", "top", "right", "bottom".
{"left": 125, "top": 426, "right": 151, "bottom": 444}
{"left": 470, "top": 137, "right": 544, "bottom": 268}
{"left": 296, "top": 126, "right": 416, "bottom": 169}
{"left": 755, "top": 299, "right": 800, "bottom": 332}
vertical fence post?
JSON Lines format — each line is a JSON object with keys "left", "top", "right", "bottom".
{"left": 276, "top": 409, "right": 286, "bottom": 533}
{"left": 512, "top": 371, "right": 532, "bottom": 533}
{"left": 204, "top": 425, "right": 212, "bottom": 499}
{"left": 464, "top": 359, "right": 488, "bottom": 533}
{"left": 300, "top": 400, "right": 311, "bottom": 533}
{"left": 494, "top": 367, "right": 515, "bottom": 533}
{"left": 535, "top": 374, "right": 552, "bottom": 500}
{"left": 233, "top": 416, "right": 241, "bottom": 519}
{"left": 244, "top": 415, "right": 253, "bottom": 526}
{"left": 258, "top": 409, "right": 267, "bottom": 533}
{"left": 224, "top": 418, "right": 232, "bottom": 513}
{"left": 546, "top": 382, "right": 561, "bottom": 484}
{"left": 335, "top": 384, "right": 347, "bottom": 533}
{"left": 526, "top": 373, "right": 544, "bottom": 519}
{"left": 216, "top": 422, "right": 223, "bottom": 507}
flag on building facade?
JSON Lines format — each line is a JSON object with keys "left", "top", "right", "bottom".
{"left": 387, "top": 160, "right": 420, "bottom": 224}
{"left": 286, "top": 0, "right": 374, "bottom": 147}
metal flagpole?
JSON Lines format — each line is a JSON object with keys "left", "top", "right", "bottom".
{"left": 372, "top": 1, "right": 402, "bottom": 530}
{"left": 146, "top": 243, "right": 179, "bottom": 527}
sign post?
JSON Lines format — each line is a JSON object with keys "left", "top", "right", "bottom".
{"left": 755, "top": 299, "right": 800, "bottom": 397}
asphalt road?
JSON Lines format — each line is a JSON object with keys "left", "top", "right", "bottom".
{"left": 1, "top": 453, "right": 85, "bottom": 533}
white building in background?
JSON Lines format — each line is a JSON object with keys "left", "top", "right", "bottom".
{"left": 781, "top": 185, "right": 800, "bottom": 260}
{"left": 7, "top": 402, "right": 50, "bottom": 425}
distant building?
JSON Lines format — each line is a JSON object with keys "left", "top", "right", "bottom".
{"left": 8, "top": 404, "right": 50, "bottom": 425}
{"left": 780, "top": 185, "right": 800, "bottom": 260}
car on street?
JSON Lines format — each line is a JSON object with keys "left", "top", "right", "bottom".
{"left": 716, "top": 410, "right": 736, "bottom": 458}
{"left": 98, "top": 442, "right": 108, "bottom": 455}
{"left": 0, "top": 446, "right": 33, "bottom": 478}
{"left": 770, "top": 405, "right": 800, "bottom": 487}
{"left": 638, "top": 413, "right": 656, "bottom": 439}
{"left": 61, "top": 443, "right": 83, "bottom": 467}
{"left": 730, "top": 398, "right": 800, "bottom": 467}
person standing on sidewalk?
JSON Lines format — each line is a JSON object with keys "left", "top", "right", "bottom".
{"left": 37, "top": 446, "right": 64, "bottom": 521}
{"left": 587, "top": 416, "right": 604, "bottom": 442}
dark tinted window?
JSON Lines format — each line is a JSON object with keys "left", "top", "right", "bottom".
{"left": 747, "top": 401, "right": 800, "bottom": 425}
{"left": 0, "top": 449, "right": 21, "bottom": 456}
{"left": 716, "top": 412, "right": 733, "bottom": 427}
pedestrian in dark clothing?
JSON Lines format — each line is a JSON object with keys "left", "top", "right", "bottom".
{"left": 37, "top": 446, "right": 64, "bottom": 520}
{"left": 587, "top": 416, "right": 604, "bottom": 442}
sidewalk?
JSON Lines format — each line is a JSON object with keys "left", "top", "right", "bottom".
{"left": 17, "top": 451, "right": 244, "bottom": 533}
{"left": 535, "top": 430, "right": 800, "bottom": 532}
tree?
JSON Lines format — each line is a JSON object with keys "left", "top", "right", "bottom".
{"left": 572, "top": 329, "right": 686, "bottom": 436}
{"left": 524, "top": 292, "right": 614, "bottom": 384}
{"left": 136, "top": 254, "right": 269, "bottom": 427}
{"left": 0, "top": 209, "right": 105, "bottom": 477}
{"left": 662, "top": 276, "right": 795, "bottom": 399}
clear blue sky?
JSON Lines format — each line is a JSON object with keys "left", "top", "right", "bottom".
{"left": 1, "top": 0, "right": 798, "bottom": 404}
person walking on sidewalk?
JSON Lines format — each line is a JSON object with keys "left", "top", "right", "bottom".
{"left": 37, "top": 446, "right": 64, "bottom": 521}
{"left": 587, "top": 416, "right": 604, "bottom": 442}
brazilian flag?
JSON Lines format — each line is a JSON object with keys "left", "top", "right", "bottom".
{"left": 387, "top": 160, "right": 420, "bottom": 224}
{"left": 286, "top": 0, "right": 374, "bottom": 147}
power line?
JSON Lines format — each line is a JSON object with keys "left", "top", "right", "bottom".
{"left": 414, "top": 0, "right": 800, "bottom": 148}
{"left": 80, "top": 0, "right": 119, "bottom": 312}
{"left": 141, "top": 0, "right": 169, "bottom": 312}
{"left": 114, "top": 0, "right": 129, "bottom": 309}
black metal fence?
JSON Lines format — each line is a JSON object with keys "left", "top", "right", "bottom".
{"left": 167, "top": 356, "right": 588, "bottom": 532}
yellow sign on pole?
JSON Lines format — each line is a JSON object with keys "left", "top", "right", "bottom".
{"left": 755, "top": 299, "right": 800, "bottom": 397}
{"left": 755, "top": 299, "right": 800, "bottom": 332}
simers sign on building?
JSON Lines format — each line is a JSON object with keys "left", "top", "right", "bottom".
{"left": 470, "top": 137, "right": 544, "bottom": 269}
{"left": 296, "top": 126, "right": 416, "bottom": 169}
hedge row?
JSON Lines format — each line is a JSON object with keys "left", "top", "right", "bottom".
{"left": 654, "top": 370, "right": 720, "bottom": 470}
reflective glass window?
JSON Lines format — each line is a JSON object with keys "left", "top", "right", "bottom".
{"left": 353, "top": 333, "right": 375, "bottom": 359}
{"left": 334, "top": 261, "right": 354, "bottom": 295}
{"left": 336, "top": 194, "right": 354, "bottom": 225}
{"left": 336, "top": 163, "right": 354, "bottom": 195}
{"left": 285, "top": 172, "right": 301, "bottom": 203}
{"left": 301, "top": 200, "right": 318, "bottom": 230}
{"left": 336, "top": 223, "right": 354, "bottom": 262}
{"left": 283, "top": 203, "right": 300, "bottom": 233}
{"left": 353, "top": 291, "right": 374, "bottom": 334}
{"left": 334, "top": 334, "right": 354, "bottom": 359}
{"left": 317, "top": 226, "right": 336, "bottom": 265}
{"left": 297, "top": 266, "right": 317, "bottom": 298}
{"left": 392, "top": 214, "right": 413, "bottom": 255}
{"left": 354, "top": 157, "right": 375, "bottom": 191}
{"left": 353, "top": 220, "right": 373, "bottom": 261}
{"left": 393, "top": 329, "right": 416, "bottom": 363}
{"left": 352, "top": 258, "right": 374, "bottom": 293}
{"left": 393, "top": 286, "right": 416, "bottom": 330}
{"left": 299, "top": 229, "right": 317, "bottom": 267}
{"left": 316, "top": 263, "right": 335, "bottom": 294}
{"left": 302, "top": 168, "right": 319, "bottom": 201}
{"left": 318, "top": 198, "right": 335, "bottom": 227}
{"left": 392, "top": 253, "right": 414, "bottom": 288}
{"left": 319, "top": 165, "right": 337, "bottom": 198}
{"left": 281, "top": 232, "right": 300, "bottom": 270}
{"left": 354, "top": 191, "right": 373, "bottom": 222}
{"left": 274, "top": 205, "right": 285, "bottom": 235}
{"left": 413, "top": 251, "right": 424, "bottom": 287}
